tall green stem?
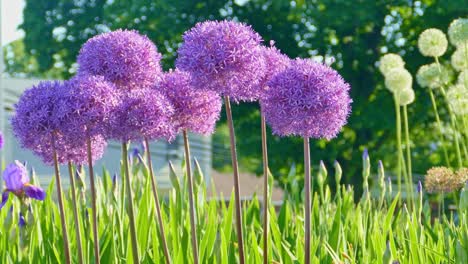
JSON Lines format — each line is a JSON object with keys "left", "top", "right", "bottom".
{"left": 403, "top": 106, "right": 414, "bottom": 208}
{"left": 144, "top": 138, "right": 171, "bottom": 264}
{"left": 223, "top": 96, "right": 245, "bottom": 264}
{"left": 67, "top": 162, "right": 84, "bottom": 264}
{"left": 394, "top": 96, "right": 403, "bottom": 196}
{"left": 122, "top": 142, "right": 140, "bottom": 263}
{"left": 428, "top": 90, "right": 451, "bottom": 167}
{"left": 182, "top": 131, "right": 199, "bottom": 264}
{"left": 87, "top": 136, "right": 100, "bottom": 264}
{"left": 261, "top": 113, "right": 269, "bottom": 264}
{"left": 303, "top": 137, "right": 311, "bottom": 264}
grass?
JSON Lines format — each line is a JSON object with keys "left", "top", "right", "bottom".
{"left": 1, "top": 154, "right": 467, "bottom": 263}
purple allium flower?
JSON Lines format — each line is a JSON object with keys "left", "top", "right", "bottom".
{"left": 11, "top": 80, "right": 108, "bottom": 165}
{"left": 77, "top": 29, "right": 163, "bottom": 90}
{"left": 176, "top": 20, "right": 266, "bottom": 102}
{"left": 1, "top": 161, "right": 46, "bottom": 209}
{"left": 109, "top": 89, "right": 176, "bottom": 142}
{"left": 261, "top": 59, "right": 352, "bottom": 139}
{"left": 0, "top": 131, "right": 3, "bottom": 149}
{"left": 157, "top": 69, "right": 222, "bottom": 135}
{"left": 257, "top": 44, "right": 291, "bottom": 100}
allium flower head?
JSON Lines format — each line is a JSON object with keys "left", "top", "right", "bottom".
{"left": 378, "top": 53, "right": 405, "bottom": 76}
{"left": 448, "top": 18, "right": 468, "bottom": 47}
{"left": 77, "top": 29, "right": 163, "bottom": 90}
{"left": 418, "top": 28, "right": 448, "bottom": 57}
{"left": 261, "top": 58, "right": 352, "bottom": 139}
{"left": 458, "top": 69, "right": 468, "bottom": 87}
{"left": 1, "top": 161, "right": 45, "bottom": 209}
{"left": 416, "top": 63, "right": 454, "bottom": 89}
{"left": 451, "top": 45, "right": 468, "bottom": 71}
{"left": 446, "top": 83, "right": 468, "bottom": 115}
{"left": 11, "top": 80, "right": 107, "bottom": 165}
{"left": 109, "top": 89, "right": 176, "bottom": 142}
{"left": 158, "top": 69, "right": 221, "bottom": 135}
{"left": 425, "top": 166, "right": 465, "bottom": 193}
{"left": 456, "top": 168, "right": 468, "bottom": 184}
{"left": 384, "top": 68, "right": 412, "bottom": 93}
{"left": 257, "top": 44, "right": 291, "bottom": 100}
{"left": 397, "top": 88, "right": 415, "bottom": 106}
{"left": 176, "top": 20, "right": 266, "bottom": 102}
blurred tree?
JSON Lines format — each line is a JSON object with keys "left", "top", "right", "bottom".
{"left": 14, "top": 0, "right": 467, "bottom": 190}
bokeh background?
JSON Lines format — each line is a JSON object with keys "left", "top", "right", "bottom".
{"left": 1, "top": 0, "right": 467, "bottom": 193}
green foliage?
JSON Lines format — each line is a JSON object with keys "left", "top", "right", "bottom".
{"left": 14, "top": 0, "right": 468, "bottom": 186}
{"left": 1, "top": 156, "right": 467, "bottom": 263}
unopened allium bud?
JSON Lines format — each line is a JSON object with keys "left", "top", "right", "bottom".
{"left": 418, "top": 28, "right": 448, "bottom": 57}
{"left": 334, "top": 160, "right": 342, "bottom": 185}
{"left": 379, "top": 53, "right": 405, "bottom": 76}
{"left": 397, "top": 88, "right": 415, "bottom": 106}
{"left": 451, "top": 46, "right": 468, "bottom": 71}
{"left": 387, "top": 177, "right": 393, "bottom": 195}
{"left": 417, "top": 181, "right": 423, "bottom": 193}
{"left": 317, "top": 160, "right": 327, "bottom": 188}
{"left": 362, "top": 149, "right": 370, "bottom": 189}
{"left": 385, "top": 68, "right": 412, "bottom": 93}
{"left": 416, "top": 63, "right": 454, "bottom": 89}
{"left": 378, "top": 160, "right": 385, "bottom": 190}
{"left": 446, "top": 84, "right": 468, "bottom": 115}
{"left": 458, "top": 69, "right": 468, "bottom": 87}
{"left": 448, "top": 18, "right": 468, "bottom": 47}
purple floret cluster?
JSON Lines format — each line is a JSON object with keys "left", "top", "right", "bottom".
{"left": 261, "top": 59, "right": 352, "bottom": 139}
{"left": 157, "top": 69, "right": 222, "bottom": 135}
{"left": 257, "top": 44, "right": 291, "bottom": 100}
{"left": 77, "top": 29, "right": 163, "bottom": 90}
{"left": 176, "top": 20, "right": 267, "bottom": 102}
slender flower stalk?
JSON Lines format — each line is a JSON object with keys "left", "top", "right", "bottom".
{"left": 67, "top": 162, "right": 84, "bottom": 264}
{"left": 394, "top": 96, "right": 403, "bottom": 196}
{"left": 428, "top": 90, "right": 451, "bottom": 167}
{"left": 122, "top": 142, "right": 139, "bottom": 263}
{"left": 403, "top": 105, "right": 414, "bottom": 207}
{"left": 224, "top": 96, "right": 245, "bottom": 264}
{"left": 86, "top": 136, "right": 100, "bottom": 264}
{"left": 144, "top": 138, "right": 171, "bottom": 264}
{"left": 261, "top": 113, "right": 269, "bottom": 264}
{"left": 182, "top": 130, "right": 199, "bottom": 264}
{"left": 303, "top": 138, "right": 311, "bottom": 264}
{"left": 52, "top": 137, "right": 71, "bottom": 264}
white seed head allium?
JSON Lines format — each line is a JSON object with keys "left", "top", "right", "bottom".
{"left": 416, "top": 63, "right": 454, "bottom": 89}
{"left": 447, "top": 83, "right": 468, "bottom": 115}
{"left": 385, "top": 68, "right": 413, "bottom": 93}
{"left": 448, "top": 18, "right": 468, "bottom": 47}
{"left": 418, "top": 28, "right": 448, "bottom": 57}
{"left": 397, "top": 88, "right": 415, "bottom": 106}
{"left": 379, "top": 53, "right": 405, "bottom": 76}
{"left": 451, "top": 45, "right": 468, "bottom": 71}
{"left": 458, "top": 69, "right": 468, "bottom": 88}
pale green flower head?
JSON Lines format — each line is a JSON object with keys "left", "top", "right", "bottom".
{"left": 418, "top": 28, "right": 448, "bottom": 57}
{"left": 448, "top": 18, "right": 468, "bottom": 47}
{"left": 451, "top": 45, "right": 468, "bottom": 71}
{"left": 385, "top": 68, "right": 412, "bottom": 93}
{"left": 416, "top": 63, "right": 454, "bottom": 89}
{"left": 397, "top": 88, "right": 415, "bottom": 106}
{"left": 447, "top": 84, "right": 468, "bottom": 115}
{"left": 379, "top": 53, "right": 405, "bottom": 76}
{"left": 458, "top": 69, "right": 468, "bottom": 88}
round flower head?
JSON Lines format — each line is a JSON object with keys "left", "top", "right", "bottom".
{"left": 451, "top": 45, "right": 468, "bottom": 71}
{"left": 257, "top": 44, "right": 291, "bottom": 100}
{"left": 109, "top": 89, "right": 176, "bottom": 142}
{"left": 378, "top": 53, "right": 405, "bottom": 76}
{"left": 1, "top": 161, "right": 46, "bottom": 210}
{"left": 384, "top": 68, "right": 412, "bottom": 93}
{"left": 397, "top": 88, "right": 415, "bottom": 106}
{"left": 425, "top": 166, "right": 465, "bottom": 193}
{"left": 158, "top": 69, "right": 222, "bottom": 135}
{"left": 448, "top": 18, "right": 468, "bottom": 47}
{"left": 458, "top": 69, "right": 468, "bottom": 87}
{"left": 176, "top": 20, "right": 266, "bottom": 102}
{"left": 77, "top": 29, "right": 163, "bottom": 90}
{"left": 418, "top": 28, "right": 448, "bottom": 57}
{"left": 416, "top": 63, "right": 454, "bottom": 89}
{"left": 261, "top": 58, "right": 352, "bottom": 139}
{"left": 446, "top": 84, "right": 468, "bottom": 115}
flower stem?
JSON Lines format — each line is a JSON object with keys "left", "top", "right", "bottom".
{"left": 223, "top": 96, "right": 245, "bottom": 264}
{"left": 394, "top": 96, "right": 402, "bottom": 197}
{"left": 428, "top": 90, "right": 451, "bottom": 167}
{"left": 67, "top": 162, "right": 84, "bottom": 264}
{"left": 403, "top": 106, "right": 414, "bottom": 208}
{"left": 122, "top": 142, "right": 139, "bottom": 263}
{"left": 86, "top": 136, "right": 100, "bottom": 264}
{"left": 182, "top": 130, "right": 199, "bottom": 264}
{"left": 303, "top": 137, "right": 311, "bottom": 264}
{"left": 261, "top": 113, "right": 269, "bottom": 264}
{"left": 51, "top": 137, "right": 71, "bottom": 264}
{"left": 144, "top": 138, "right": 171, "bottom": 264}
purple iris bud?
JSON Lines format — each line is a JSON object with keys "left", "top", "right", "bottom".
{"left": 19, "top": 212, "right": 26, "bottom": 228}
{"left": 131, "top": 147, "right": 140, "bottom": 159}
{"left": 417, "top": 181, "right": 423, "bottom": 193}
{"left": 1, "top": 161, "right": 46, "bottom": 210}
{"left": 363, "top": 148, "right": 369, "bottom": 159}
{"left": 378, "top": 160, "right": 383, "bottom": 169}
{"left": 0, "top": 131, "right": 3, "bottom": 149}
